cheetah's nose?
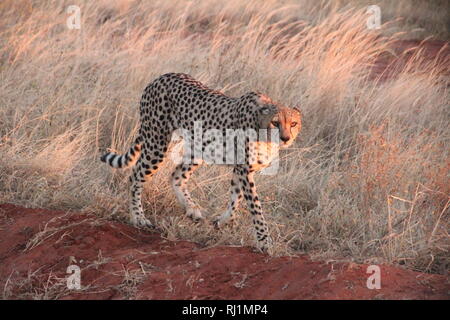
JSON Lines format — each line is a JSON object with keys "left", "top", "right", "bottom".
{"left": 280, "top": 135, "right": 290, "bottom": 142}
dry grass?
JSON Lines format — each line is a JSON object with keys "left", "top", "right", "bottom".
{"left": 0, "top": 0, "right": 449, "bottom": 274}
{"left": 2, "top": 268, "right": 70, "bottom": 300}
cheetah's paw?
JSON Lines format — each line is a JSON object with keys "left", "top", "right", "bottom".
{"left": 130, "top": 214, "right": 153, "bottom": 229}
{"left": 186, "top": 206, "right": 204, "bottom": 222}
{"left": 255, "top": 236, "right": 273, "bottom": 255}
{"left": 212, "top": 213, "right": 235, "bottom": 229}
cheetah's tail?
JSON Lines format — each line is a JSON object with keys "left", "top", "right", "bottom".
{"left": 100, "top": 143, "right": 142, "bottom": 169}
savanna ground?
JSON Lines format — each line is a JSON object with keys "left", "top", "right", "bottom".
{"left": 0, "top": 0, "right": 449, "bottom": 299}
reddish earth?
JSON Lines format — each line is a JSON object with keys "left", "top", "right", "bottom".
{"left": 0, "top": 203, "right": 448, "bottom": 300}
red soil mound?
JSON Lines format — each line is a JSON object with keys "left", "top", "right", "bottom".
{"left": 0, "top": 203, "right": 448, "bottom": 300}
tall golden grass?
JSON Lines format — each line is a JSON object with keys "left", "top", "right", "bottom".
{"left": 0, "top": 0, "right": 448, "bottom": 273}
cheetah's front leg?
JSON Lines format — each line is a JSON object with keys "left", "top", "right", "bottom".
{"left": 240, "top": 167, "right": 272, "bottom": 254}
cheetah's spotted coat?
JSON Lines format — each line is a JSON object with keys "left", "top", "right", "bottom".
{"left": 101, "top": 73, "right": 301, "bottom": 252}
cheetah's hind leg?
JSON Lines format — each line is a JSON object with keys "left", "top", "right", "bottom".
{"left": 128, "top": 155, "right": 155, "bottom": 229}
{"left": 171, "top": 162, "right": 205, "bottom": 222}
{"left": 128, "top": 135, "right": 170, "bottom": 229}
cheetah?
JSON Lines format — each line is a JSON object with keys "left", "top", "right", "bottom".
{"left": 101, "top": 73, "right": 301, "bottom": 253}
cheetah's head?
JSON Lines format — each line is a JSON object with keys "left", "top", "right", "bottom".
{"left": 252, "top": 93, "right": 302, "bottom": 148}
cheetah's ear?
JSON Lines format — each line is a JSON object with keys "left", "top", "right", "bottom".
{"left": 259, "top": 105, "right": 277, "bottom": 117}
{"left": 260, "top": 106, "right": 272, "bottom": 115}
{"left": 293, "top": 106, "right": 302, "bottom": 116}
{"left": 257, "top": 105, "right": 276, "bottom": 129}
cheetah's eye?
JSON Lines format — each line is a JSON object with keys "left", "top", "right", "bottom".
{"left": 291, "top": 122, "right": 297, "bottom": 127}
{"left": 271, "top": 121, "right": 280, "bottom": 127}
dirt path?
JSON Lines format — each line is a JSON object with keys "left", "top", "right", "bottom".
{"left": 0, "top": 203, "right": 448, "bottom": 300}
